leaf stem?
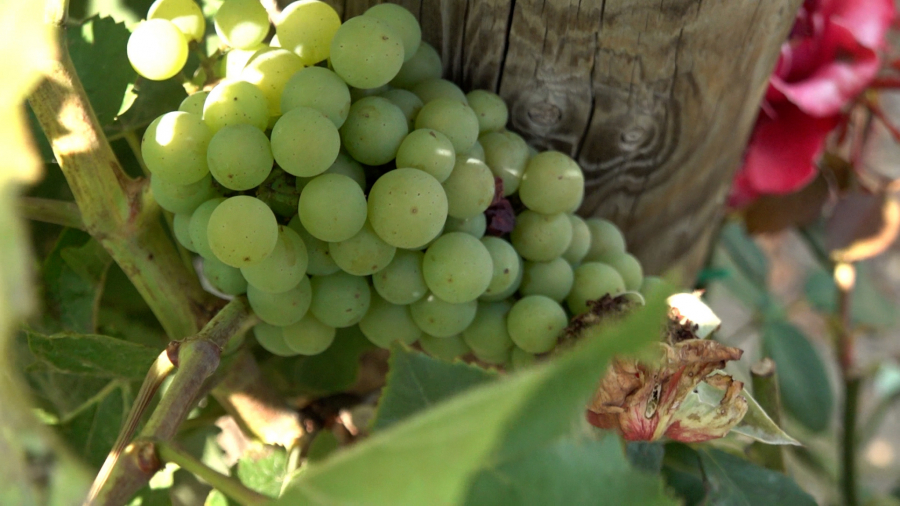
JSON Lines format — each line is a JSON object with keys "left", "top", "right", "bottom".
{"left": 18, "top": 196, "right": 85, "bottom": 230}
{"left": 747, "top": 358, "right": 785, "bottom": 472}
{"left": 836, "top": 262, "right": 859, "bottom": 506}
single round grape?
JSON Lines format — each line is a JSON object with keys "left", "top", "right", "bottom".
{"left": 509, "top": 346, "right": 536, "bottom": 370}
{"left": 189, "top": 197, "right": 225, "bottom": 259}
{"left": 202, "top": 256, "right": 248, "bottom": 296}
{"left": 507, "top": 295, "right": 567, "bottom": 354}
{"left": 466, "top": 90, "right": 508, "bottom": 133}
{"left": 297, "top": 151, "right": 366, "bottom": 192}
{"left": 254, "top": 323, "right": 296, "bottom": 356}
{"left": 127, "top": 19, "right": 188, "bottom": 81}
{"left": 207, "top": 196, "right": 279, "bottom": 267}
{"left": 207, "top": 124, "right": 273, "bottom": 190}
{"left": 583, "top": 218, "right": 626, "bottom": 262}
{"left": 443, "top": 156, "right": 495, "bottom": 219}
{"left": 329, "top": 221, "right": 396, "bottom": 276}
{"left": 462, "top": 300, "right": 513, "bottom": 359}
{"left": 567, "top": 262, "right": 627, "bottom": 314}
{"left": 173, "top": 212, "right": 196, "bottom": 251}
{"left": 510, "top": 210, "right": 573, "bottom": 262}
{"left": 372, "top": 249, "right": 427, "bottom": 305}
{"left": 419, "top": 333, "right": 470, "bottom": 361}
{"left": 479, "top": 255, "right": 523, "bottom": 302}
{"left": 178, "top": 91, "right": 209, "bottom": 116}
{"left": 271, "top": 107, "right": 340, "bottom": 178}
{"left": 363, "top": 3, "right": 421, "bottom": 62}
{"left": 224, "top": 44, "right": 266, "bottom": 78}
{"left": 415, "top": 98, "right": 479, "bottom": 154}
{"left": 520, "top": 257, "right": 574, "bottom": 302}
{"left": 202, "top": 79, "right": 269, "bottom": 133}
{"left": 463, "top": 140, "right": 485, "bottom": 162}
{"left": 359, "top": 293, "right": 422, "bottom": 348}
{"left": 519, "top": 151, "right": 585, "bottom": 215}
{"left": 640, "top": 276, "right": 679, "bottom": 298}
{"left": 423, "top": 233, "right": 493, "bottom": 304}
{"left": 390, "top": 42, "right": 442, "bottom": 89}
{"left": 288, "top": 215, "right": 340, "bottom": 275}
{"left": 309, "top": 271, "right": 371, "bottom": 328}
{"left": 411, "top": 78, "right": 467, "bottom": 104}
{"left": 396, "top": 129, "right": 456, "bottom": 182}
{"left": 594, "top": 252, "right": 643, "bottom": 291}
{"left": 340, "top": 97, "right": 408, "bottom": 165}
{"left": 480, "top": 130, "right": 529, "bottom": 195}
{"left": 562, "top": 214, "right": 591, "bottom": 264}
{"left": 215, "top": 0, "right": 269, "bottom": 49}
{"left": 148, "top": 0, "right": 205, "bottom": 41}
{"left": 282, "top": 312, "right": 336, "bottom": 355}
{"left": 151, "top": 173, "right": 219, "bottom": 214}
{"left": 247, "top": 277, "right": 312, "bottom": 326}
{"left": 443, "top": 214, "right": 486, "bottom": 238}
{"left": 367, "top": 168, "right": 448, "bottom": 249}
{"left": 379, "top": 89, "right": 423, "bottom": 131}
{"left": 241, "top": 226, "right": 308, "bottom": 293}
{"left": 240, "top": 49, "right": 305, "bottom": 117}
{"left": 330, "top": 16, "right": 404, "bottom": 89}
{"left": 410, "top": 294, "right": 477, "bottom": 337}
{"left": 142, "top": 112, "right": 211, "bottom": 185}
{"left": 275, "top": 0, "right": 341, "bottom": 66}
{"left": 298, "top": 174, "right": 368, "bottom": 242}
{"left": 480, "top": 237, "right": 520, "bottom": 298}
{"left": 281, "top": 67, "right": 351, "bottom": 128}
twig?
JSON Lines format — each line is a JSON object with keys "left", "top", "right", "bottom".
{"left": 18, "top": 197, "right": 85, "bottom": 230}
{"left": 747, "top": 358, "right": 786, "bottom": 472}
{"left": 835, "top": 262, "right": 859, "bottom": 506}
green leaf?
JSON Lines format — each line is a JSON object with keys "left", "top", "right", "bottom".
{"left": 42, "top": 229, "right": 113, "bottom": 334}
{"left": 307, "top": 431, "right": 340, "bottom": 463}
{"left": 56, "top": 380, "right": 131, "bottom": 468}
{"left": 718, "top": 222, "right": 768, "bottom": 287}
{"left": 805, "top": 264, "right": 898, "bottom": 330}
{"left": 627, "top": 442, "right": 665, "bottom": 474}
{"left": 27, "top": 330, "right": 159, "bottom": 380}
{"left": 236, "top": 446, "right": 289, "bottom": 498}
{"left": 274, "top": 294, "right": 669, "bottom": 506}
{"left": 731, "top": 384, "right": 800, "bottom": 446}
{"left": 698, "top": 448, "right": 816, "bottom": 506}
{"left": 372, "top": 344, "right": 496, "bottom": 431}
{"left": 109, "top": 78, "right": 187, "bottom": 137}
{"left": 661, "top": 443, "right": 706, "bottom": 506}
{"left": 761, "top": 321, "right": 833, "bottom": 432}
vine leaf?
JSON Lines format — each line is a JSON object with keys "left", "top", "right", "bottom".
{"left": 26, "top": 330, "right": 159, "bottom": 380}
{"left": 689, "top": 380, "right": 800, "bottom": 446}
{"left": 42, "top": 229, "right": 112, "bottom": 334}
{"left": 56, "top": 379, "right": 132, "bottom": 469}
{"left": 698, "top": 448, "right": 816, "bottom": 506}
{"left": 236, "top": 446, "right": 289, "bottom": 498}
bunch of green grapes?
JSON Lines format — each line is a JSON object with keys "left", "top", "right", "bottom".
{"left": 140, "top": 0, "right": 671, "bottom": 367}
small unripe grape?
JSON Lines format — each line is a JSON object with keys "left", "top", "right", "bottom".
{"left": 507, "top": 295, "right": 567, "bottom": 354}
{"left": 215, "top": 0, "right": 270, "bottom": 49}
{"left": 567, "top": 262, "right": 626, "bottom": 314}
{"left": 148, "top": 0, "right": 206, "bottom": 42}
{"left": 276, "top": 0, "right": 341, "bottom": 65}
{"left": 127, "top": 19, "right": 188, "bottom": 81}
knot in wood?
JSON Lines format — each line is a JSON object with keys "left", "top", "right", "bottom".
{"left": 527, "top": 102, "right": 562, "bottom": 126}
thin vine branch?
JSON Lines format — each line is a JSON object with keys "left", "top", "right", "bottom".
{"left": 835, "top": 262, "right": 859, "bottom": 506}
{"left": 18, "top": 197, "right": 85, "bottom": 230}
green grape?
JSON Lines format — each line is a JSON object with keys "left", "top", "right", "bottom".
{"left": 241, "top": 49, "right": 305, "bottom": 117}
{"left": 443, "top": 156, "right": 495, "bottom": 219}
{"left": 330, "top": 16, "right": 404, "bottom": 89}
{"left": 640, "top": 276, "right": 678, "bottom": 298}
{"left": 214, "top": 0, "right": 269, "bottom": 49}
{"left": 127, "top": 19, "right": 188, "bottom": 81}
{"left": 443, "top": 214, "right": 486, "bottom": 238}
{"left": 415, "top": 98, "right": 479, "bottom": 154}
{"left": 189, "top": 197, "right": 225, "bottom": 259}
{"left": 247, "top": 277, "right": 311, "bottom": 326}
{"left": 224, "top": 44, "right": 266, "bottom": 78}
{"left": 461, "top": 300, "right": 513, "bottom": 360}
{"left": 297, "top": 151, "right": 366, "bottom": 192}
{"left": 479, "top": 237, "right": 520, "bottom": 298}
{"left": 583, "top": 218, "right": 626, "bottom": 262}
{"left": 390, "top": 42, "right": 442, "bottom": 89}
{"left": 202, "top": 79, "right": 269, "bottom": 133}
{"left": 395, "top": 128, "right": 455, "bottom": 182}
{"left": 480, "top": 130, "right": 529, "bottom": 195}
{"left": 410, "top": 78, "right": 467, "bottom": 104}
{"left": 329, "top": 221, "right": 396, "bottom": 276}
{"left": 282, "top": 312, "right": 336, "bottom": 355}
{"left": 479, "top": 254, "right": 522, "bottom": 302}
{"left": 363, "top": 3, "right": 421, "bottom": 62}
{"left": 151, "top": 173, "right": 219, "bottom": 214}
{"left": 410, "top": 294, "right": 477, "bottom": 337}
{"left": 519, "top": 151, "right": 585, "bottom": 214}
{"left": 309, "top": 271, "right": 371, "bottom": 328}
{"left": 202, "top": 256, "right": 248, "bottom": 296}
{"left": 254, "top": 322, "right": 296, "bottom": 356}
{"left": 567, "top": 262, "right": 626, "bottom": 314}
{"left": 510, "top": 210, "right": 573, "bottom": 262}
{"left": 594, "top": 252, "right": 643, "bottom": 291}
{"left": 241, "top": 226, "right": 308, "bottom": 293}
{"left": 372, "top": 249, "right": 427, "bottom": 305}
{"left": 148, "top": 0, "right": 205, "bottom": 41}
{"left": 359, "top": 293, "right": 422, "bottom": 348}
{"left": 423, "top": 232, "right": 493, "bottom": 304}
{"left": 507, "top": 295, "right": 567, "bottom": 354}
{"left": 466, "top": 90, "right": 507, "bottom": 133}
{"left": 340, "top": 97, "right": 408, "bottom": 165}
{"left": 173, "top": 212, "right": 196, "bottom": 252}
{"left": 379, "top": 89, "right": 423, "bottom": 131}
{"left": 298, "top": 174, "right": 368, "bottom": 242}
{"left": 281, "top": 67, "right": 351, "bottom": 128}
{"left": 207, "top": 124, "right": 273, "bottom": 190}
{"left": 562, "top": 214, "right": 590, "bottom": 264}
{"left": 367, "top": 168, "right": 448, "bottom": 249}
{"left": 288, "top": 214, "right": 340, "bottom": 275}
{"left": 419, "top": 333, "right": 470, "bottom": 361}
{"left": 509, "top": 346, "right": 536, "bottom": 370}
{"left": 142, "top": 112, "right": 212, "bottom": 185}
{"left": 178, "top": 91, "right": 209, "bottom": 116}
{"left": 349, "top": 84, "right": 391, "bottom": 102}
{"left": 520, "top": 257, "right": 574, "bottom": 302}
{"left": 207, "top": 196, "right": 279, "bottom": 267}
{"left": 275, "top": 0, "right": 341, "bottom": 66}
{"left": 463, "top": 140, "right": 485, "bottom": 162}
{"left": 472, "top": 345, "right": 510, "bottom": 365}
{"left": 271, "top": 107, "right": 340, "bottom": 177}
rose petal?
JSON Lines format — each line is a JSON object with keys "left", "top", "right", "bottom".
{"left": 824, "top": 0, "right": 895, "bottom": 49}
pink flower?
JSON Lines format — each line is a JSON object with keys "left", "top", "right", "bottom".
{"left": 729, "top": 0, "right": 894, "bottom": 207}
